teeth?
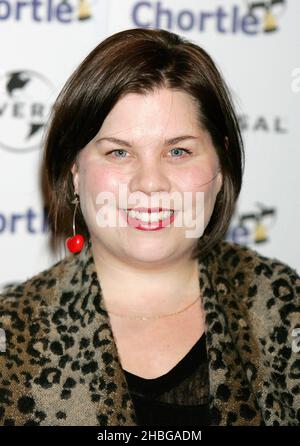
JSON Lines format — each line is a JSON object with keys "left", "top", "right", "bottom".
{"left": 125, "top": 210, "right": 174, "bottom": 223}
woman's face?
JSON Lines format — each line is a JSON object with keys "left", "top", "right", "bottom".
{"left": 71, "top": 88, "right": 223, "bottom": 265}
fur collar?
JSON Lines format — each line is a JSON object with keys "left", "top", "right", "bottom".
{"left": 0, "top": 239, "right": 299, "bottom": 425}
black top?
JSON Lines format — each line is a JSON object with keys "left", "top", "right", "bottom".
{"left": 123, "top": 332, "right": 210, "bottom": 426}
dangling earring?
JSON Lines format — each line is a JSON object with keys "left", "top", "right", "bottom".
{"left": 66, "top": 193, "right": 85, "bottom": 253}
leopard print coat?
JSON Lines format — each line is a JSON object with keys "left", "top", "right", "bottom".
{"left": 0, "top": 239, "right": 299, "bottom": 426}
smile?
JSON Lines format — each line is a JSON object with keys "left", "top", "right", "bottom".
{"left": 119, "top": 208, "right": 176, "bottom": 231}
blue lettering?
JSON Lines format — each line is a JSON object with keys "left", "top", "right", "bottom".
{"left": 47, "top": 0, "right": 52, "bottom": 21}
{"left": 0, "top": 209, "right": 47, "bottom": 234}
{"left": 32, "top": 0, "right": 42, "bottom": 22}
{"left": 177, "top": 10, "right": 194, "bottom": 31}
{"left": 26, "top": 208, "right": 37, "bottom": 233}
{"left": 11, "top": 213, "right": 23, "bottom": 233}
{"left": 216, "top": 6, "right": 228, "bottom": 33}
{"left": 231, "top": 225, "right": 250, "bottom": 244}
{"left": 0, "top": 0, "right": 10, "bottom": 20}
{"left": 232, "top": 5, "right": 239, "bottom": 33}
{"left": 0, "top": 0, "right": 75, "bottom": 23}
{"left": 15, "top": 1, "right": 28, "bottom": 21}
{"left": 57, "top": 0, "right": 72, "bottom": 23}
{"left": 132, "top": 1, "right": 151, "bottom": 28}
{"left": 241, "top": 13, "right": 259, "bottom": 35}
{"left": 132, "top": 2, "right": 266, "bottom": 36}
{"left": 156, "top": 1, "right": 172, "bottom": 29}
{"left": 199, "top": 11, "right": 214, "bottom": 32}
{"left": 0, "top": 214, "right": 5, "bottom": 232}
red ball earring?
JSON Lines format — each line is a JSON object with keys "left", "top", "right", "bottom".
{"left": 66, "top": 193, "right": 85, "bottom": 254}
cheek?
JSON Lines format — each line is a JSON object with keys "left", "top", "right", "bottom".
{"left": 176, "top": 164, "right": 216, "bottom": 192}
{"left": 177, "top": 165, "right": 219, "bottom": 218}
{"left": 79, "top": 164, "right": 126, "bottom": 229}
{"left": 185, "top": 166, "right": 203, "bottom": 192}
{"left": 80, "top": 163, "right": 124, "bottom": 197}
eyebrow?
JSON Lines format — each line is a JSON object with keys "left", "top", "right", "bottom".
{"left": 95, "top": 135, "right": 199, "bottom": 147}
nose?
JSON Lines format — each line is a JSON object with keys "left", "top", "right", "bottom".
{"left": 129, "top": 157, "right": 171, "bottom": 195}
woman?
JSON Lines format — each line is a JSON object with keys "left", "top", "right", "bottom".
{"left": 0, "top": 28, "right": 299, "bottom": 427}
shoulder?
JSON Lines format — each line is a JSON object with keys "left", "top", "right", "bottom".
{"left": 212, "top": 239, "right": 299, "bottom": 287}
{"left": 0, "top": 251, "right": 77, "bottom": 323}
{"left": 208, "top": 239, "right": 299, "bottom": 312}
{"left": 0, "top": 251, "right": 81, "bottom": 404}
{"left": 210, "top": 242, "right": 300, "bottom": 424}
{"left": 210, "top": 239, "right": 300, "bottom": 324}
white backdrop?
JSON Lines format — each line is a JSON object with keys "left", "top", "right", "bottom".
{"left": 0, "top": 0, "right": 299, "bottom": 290}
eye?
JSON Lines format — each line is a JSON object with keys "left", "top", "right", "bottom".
{"left": 169, "top": 148, "right": 193, "bottom": 158}
{"left": 106, "top": 149, "right": 128, "bottom": 159}
{"left": 105, "top": 148, "right": 193, "bottom": 160}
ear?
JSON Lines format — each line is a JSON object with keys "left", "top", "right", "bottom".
{"left": 71, "top": 161, "right": 79, "bottom": 195}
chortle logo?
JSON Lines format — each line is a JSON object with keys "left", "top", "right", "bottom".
{"left": 77, "top": 0, "right": 96, "bottom": 20}
{"left": 132, "top": 0, "right": 287, "bottom": 35}
{"left": 0, "top": 0, "right": 97, "bottom": 22}
{"left": 226, "top": 202, "right": 277, "bottom": 244}
{"left": 245, "top": 0, "right": 287, "bottom": 33}
{"left": 0, "top": 70, "right": 54, "bottom": 153}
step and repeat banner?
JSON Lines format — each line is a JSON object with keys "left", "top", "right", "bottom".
{"left": 0, "top": 0, "right": 299, "bottom": 289}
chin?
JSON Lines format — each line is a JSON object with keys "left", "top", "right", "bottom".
{"left": 122, "top": 242, "right": 176, "bottom": 263}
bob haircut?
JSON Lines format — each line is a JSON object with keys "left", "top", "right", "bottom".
{"left": 42, "top": 27, "right": 244, "bottom": 261}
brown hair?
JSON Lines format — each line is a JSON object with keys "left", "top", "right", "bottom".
{"left": 42, "top": 27, "right": 244, "bottom": 260}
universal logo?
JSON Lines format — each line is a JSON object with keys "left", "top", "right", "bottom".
{"left": 238, "top": 115, "right": 288, "bottom": 133}
{"left": 0, "top": 70, "right": 54, "bottom": 153}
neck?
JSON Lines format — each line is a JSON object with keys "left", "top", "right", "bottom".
{"left": 90, "top": 240, "right": 201, "bottom": 315}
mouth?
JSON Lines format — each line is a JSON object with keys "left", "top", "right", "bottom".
{"left": 119, "top": 208, "right": 176, "bottom": 231}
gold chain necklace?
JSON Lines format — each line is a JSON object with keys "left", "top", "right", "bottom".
{"left": 105, "top": 294, "right": 201, "bottom": 321}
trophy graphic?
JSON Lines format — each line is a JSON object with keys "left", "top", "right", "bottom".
{"left": 78, "top": 0, "right": 92, "bottom": 21}
{"left": 254, "top": 219, "right": 268, "bottom": 243}
{"left": 236, "top": 202, "right": 276, "bottom": 244}
{"left": 246, "top": 0, "right": 286, "bottom": 32}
